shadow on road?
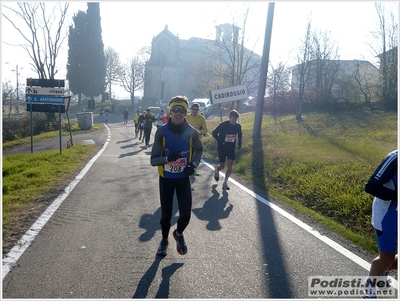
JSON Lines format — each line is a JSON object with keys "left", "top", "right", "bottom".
{"left": 192, "top": 184, "right": 233, "bottom": 231}
{"left": 138, "top": 198, "right": 179, "bottom": 242}
{"left": 118, "top": 148, "right": 143, "bottom": 158}
{"left": 132, "top": 257, "right": 184, "bottom": 298}
{"left": 117, "top": 138, "right": 136, "bottom": 144}
{"left": 154, "top": 262, "right": 184, "bottom": 298}
{"left": 252, "top": 133, "right": 294, "bottom": 298}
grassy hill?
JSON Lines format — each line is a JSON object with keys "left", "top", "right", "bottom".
{"left": 201, "top": 108, "right": 397, "bottom": 252}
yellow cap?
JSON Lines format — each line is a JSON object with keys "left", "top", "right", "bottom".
{"left": 169, "top": 96, "right": 189, "bottom": 110}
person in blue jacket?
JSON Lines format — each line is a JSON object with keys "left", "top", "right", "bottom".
{"left": 363, "top": 149, "right": 397, "bottom": 298}
{"left": 150, "top": 95, "right": 203, "bottom": 256}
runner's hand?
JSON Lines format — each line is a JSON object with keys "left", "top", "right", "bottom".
{"left": 237, "top": 143, "right": 241, "bottom": 150}
{"left": 184, "top": 164, "right": 195, "bottom": 176}
{"left": 167, "top": 151, "right": 182, "bottom": 162}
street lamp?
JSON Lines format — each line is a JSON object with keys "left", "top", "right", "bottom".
{"left": 5, "top": 62, "right": 23, "bottom": 113}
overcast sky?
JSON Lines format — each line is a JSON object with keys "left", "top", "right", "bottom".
{"left": 1, "top": 1, "right": 398, "bottom": 98}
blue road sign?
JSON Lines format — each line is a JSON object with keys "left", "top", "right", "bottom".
{"left": 26, "top": 94, "right": 65, "bottom": 104}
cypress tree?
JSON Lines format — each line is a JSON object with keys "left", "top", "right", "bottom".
{"left": 82, "top": 2, "right": 105, "bottom": 101}
{"left": 67, "top": 10, "right": 87, "bottom": 105}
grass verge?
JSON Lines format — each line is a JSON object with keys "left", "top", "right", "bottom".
{"left": 2, "top": 120, "right": 102, "bottom": 149}
{"left": 202, "top": 109, "right": 397, "bottom": 253}
{"left": 2, "top": 143, "right": 100, "bottom": 254}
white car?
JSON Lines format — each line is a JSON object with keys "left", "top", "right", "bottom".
{"left": 241, "top": 97, "right": 256, "bottom": 110}
{"left": 147, "top": 106, "right": 161, "bottom": 116}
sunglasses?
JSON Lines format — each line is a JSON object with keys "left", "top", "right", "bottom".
{"left": 191, "top": 108, "right": 199, "bottom": 111}
{"left": 170, "top": 107, "right": 187, "bottom": 114}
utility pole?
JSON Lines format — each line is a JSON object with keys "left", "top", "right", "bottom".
{"left": 16, "top": 65, "right": 19, "bottom": 113}
{"left": 13, "top": 65, "right": 21, "bottom": 113}
{"left": 253, "top": 2, "right": 275, "bottom": 136}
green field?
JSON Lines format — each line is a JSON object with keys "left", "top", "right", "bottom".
{"left": 202, "top": 109, "right": 397, "bottom": 252}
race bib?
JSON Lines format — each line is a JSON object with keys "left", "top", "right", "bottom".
{"left": 166, "top": 157, "right": 187, "bottom": 173}
{"left": 224, "top": 134, "right": 235, "bottom": 143}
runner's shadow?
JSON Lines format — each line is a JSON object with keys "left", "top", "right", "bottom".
{"left": 120, "top": 143, "right": 137, "bottom": 149}
{"left": 139, "top": 197, "right": 179, "bottom": 242}
{"left": 132, "top": 258, "right": 184, "bottom": 299}
{"left": 154, "top": 263, "right": 184, "bottom": 298}
{"left": 117, "top": 138, "right": 135, "bottom": 144}
{"left": 139, "top": 207, "right": 162, "bottom": 242}
{"left": 192, "top": 184, "right": 233, "bottom": 231}
{"left": 119, "top": 150, "right": 142, "bottom": 158}
{"left": 132, "top": 257, "right": 161, "bottom": 298}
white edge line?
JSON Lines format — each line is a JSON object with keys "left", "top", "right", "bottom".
{"left": 2, "top": 125, "right": 111, "bottom": 280}
{"left": 201, "top": 160, "right": 398, "bottom": 289}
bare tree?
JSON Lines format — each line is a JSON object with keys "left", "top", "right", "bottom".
{"left": 119, "top": 47, "right": 149, "bottom": 108}
{"left": 2, "top": 2, "right": 70, "bottom": 79}
{"left": 211, "top": 6, "right": 261, "bottom": 109}
{"left": 293, "top": 19, "right": 313, "bottom": 121}
{"left": 334, "top": 72, "right": 359, "bottom": 104}
{"left": 186, "top": 49, "right": 219, "bottom": 98}
{"left": 104, "top": 47, "right": 124, "bottom": 102}
{"left": 369, "top": 3, "right": 398, "bottom": 108}
{"left": 310, "top": 29, "right": 340, "bottom": 104}
{"left": 2, "top": 80, "right": 15, "bottom": 119}
{"left": 351, "top": 60, "right": 379, "bottom": 104}
{"left": 267, "top": 61, "right": 291, "bottom": 122}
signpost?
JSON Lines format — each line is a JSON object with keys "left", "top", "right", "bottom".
{"left": 210, "top": 85, "right": 248, "bottom": 105}
{"left": 26, "top": 78, "right": 65, "bottom": 154}
{"left": 25, "top": 87, "right": 64, "bottom": 95}
{"left": 210, "top": 84, "right": 249, "bottom": 121}
{"left": 26, "top": 95, "right": 65, "bottom": 104}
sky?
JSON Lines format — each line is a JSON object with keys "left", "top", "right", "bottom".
{"left": 1, "top": 1, "right": 398, "bottom": 98}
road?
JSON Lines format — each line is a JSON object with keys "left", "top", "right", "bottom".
{"left": 2, "top": 117, "right": 398, "bottom": 298}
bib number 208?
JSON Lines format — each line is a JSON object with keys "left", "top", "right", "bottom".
{"left": 169, "top": 165, "right": 183, "bottom": 173}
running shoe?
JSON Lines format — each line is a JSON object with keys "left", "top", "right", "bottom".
{"left": 222, "top": 181, "right": 230, "bottom": 190}
{"left": 156, "top": 239, "right": 168, "bottom": 256}
{"left": 194, "top": 169, "right": 199, "bottom": 176}
{"left": 173, "top": 229, "right": 187, "bottom": 255}
{"left": 214, "top": 167, "right": 219, "bottom": 181}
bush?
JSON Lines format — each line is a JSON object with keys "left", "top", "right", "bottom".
{"left": 2, "top": 113, "right": 62, "bottom": 143}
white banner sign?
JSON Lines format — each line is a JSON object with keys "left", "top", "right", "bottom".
{"left": 210, "top": 85, "right": 248, "bottom": 104}
{"left": 25, "top": 87, "right": 64, "bottom": 95}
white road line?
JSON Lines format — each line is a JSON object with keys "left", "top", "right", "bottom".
{"left": 2, "top": 125, "right": 111, "bottom": 280}
{"left": 201, "top": 160, "right": 398, "bottom": 289}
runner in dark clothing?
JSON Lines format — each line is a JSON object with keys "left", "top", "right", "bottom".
{"left": 123, "top": 108, "right": 129, "bottom": 125}
{"left": 212, "top": 110, "right": 242, "bottom": 190}
{"left": 137, "top": 113, "right": 145, "bottom": 141}
{"left": 142, "top": 108, "right": 156, "bottom": 148}
{"left": 150, "top": 95, "right": 203, "bottom": 256}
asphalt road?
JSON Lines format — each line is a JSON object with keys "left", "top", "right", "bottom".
{"left": 2, "top": 116, "right": 398, "bottom": 298}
